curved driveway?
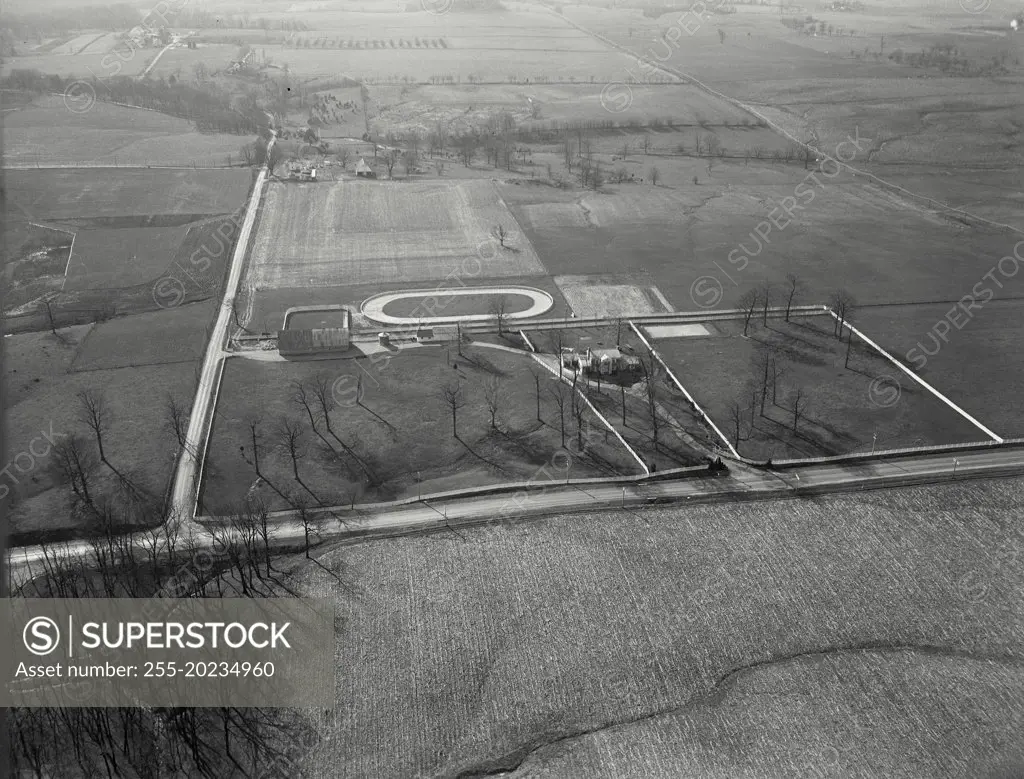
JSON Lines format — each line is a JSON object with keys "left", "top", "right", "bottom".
{"left": 362, "top": 286, "right": 553, "bottom": 325}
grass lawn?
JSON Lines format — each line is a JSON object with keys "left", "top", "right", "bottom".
{"left": 654, "top": 314, "right": 985, "bottom": 460}
{"left": 380, "top": 291, "right": 540, "bottom": 319}
{"left": 290, "top": 476, "right": 1024, "bottom": 777}
{"left": 201, "top": 345, "right": 641, "bottom": 513}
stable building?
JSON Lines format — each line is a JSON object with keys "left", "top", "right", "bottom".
{"left": 277, "top": 327, "right": 350, "bottom": 358}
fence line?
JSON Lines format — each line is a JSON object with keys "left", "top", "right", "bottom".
{"left": 832, "top": 311, "right": 1004, "bottom": 443}
{"left": 628, "top": 320, "right": 741, "bottom": 460}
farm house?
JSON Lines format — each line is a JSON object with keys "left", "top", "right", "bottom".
{"left": 355, "top": 158, "right": 376, "bottom": 178}
{"left": 278, "top": 327, "right": 350, "bottom": 357}
{"left": 585, "top": 347, "right": 641, "bottom": 376}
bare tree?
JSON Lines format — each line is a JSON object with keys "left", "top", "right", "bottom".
{"left": 278, "top": 418, "right": 318, "bottom": 502}
{"left": 52, "top": 434, "right": 97, "bottom": 509}
{"left": 77, "top": 389, "right": 110, "bottom": 466}
{"left": 728, "top": 400, "right": 745, "bottom": 448}
{"left": 830, "top": 289, "right": 856, "bottom": 338}
{"left": 531, "top": 369, "right": 543, "bottom": 422}
{"left": 383, "top": 148, "right": 400, "bottom": 177}
{"left": 490, "top": 296, "right": 507, "bottom": 335}
{"left": 739, "top": 289, "right": 759, "bottom": 337}
{"left": 44, "top": 299, "right": 69, "bottom": 344}
{"left": 337, "top": 146, "right": 351, "bottom": 168}
{"left": 493, "top": 223, "right": 510, "bottom": 248}
{"left": 642, "top": 134, "right": 650, "bottom": 155}
{"left": 784, "top": 273, "right": 801, "bottom": 321}
{"left": 640, "top": 354, "right": 661, "bottom": 448}
{"left": 547, "top": 381, "right": 568, "bottom": 447}
{"left": 483, "top": 375, "right": 504, "bottom": 430}
{"left": 792, "top": 388, "right": 807, "bottom": 434}
{"left": 761, "top": 282, "right": 772, "bottom": 325}
{"left": 441, "top": 381, "right": 466, "bottom": 438}
{"left": 648, "top": 166, "right": 660, "bottom": 186}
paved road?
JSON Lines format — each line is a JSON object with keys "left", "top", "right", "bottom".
{"left": 10, "top": 445, "right": 1024, "bottom": 587}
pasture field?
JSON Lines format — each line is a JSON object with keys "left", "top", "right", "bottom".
{"left": 6, "top": 167, "right": 252, "bottom": 222}
{"left": 247, "top": 179, "right": 545, "bottom": 290}
{"left": 654, "top": 315, "right": 986, "bottom": 460}
{"left": 0, "top": 51, "right": 150, "bottom": 79}
{"left": 292, "top": 477, "right": 1024, "bottom": 777}
{"left": 64, "top": 225, "right": 191, "bottom": 290}
{"left": 201, "top": 345, "right": 640, "bottom": 513}
{"left": 4, "top": 212, "right": 239, "bottom": 327}
{"left": 2, "top": 326, "right": 200, "bottom": 534}
{"left": 857, "top": 301, "right": 1024, "bottom": 440}
{"left": 500, "top": 164, "right": 1017, "bottom": 314}
{"left": 69, "top": 300, "right": 215, "bottom": 372}
{"left": 560, "top": 4, "right": 1024, "bottom": 227}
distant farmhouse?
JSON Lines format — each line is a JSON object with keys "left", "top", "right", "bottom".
{"left": 355, "top": 158, "right": 376, "bottom": 178}
{"left": 560, "top": 346, "right": 642, "bottom": 376}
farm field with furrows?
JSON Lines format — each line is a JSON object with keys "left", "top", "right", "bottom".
{"left": 3, "top": 96, "right": 248, "bottom": 167}
{"left": 856, "top": 301, "right": 1024, "bottom": 439}
{"left": 2, "top": 325, "right": 201, "bottom": 537}
{"left": 654, "top": 315, "right": 986, "bottom": 460}
{"left": 292, "top": 478, "right": 1024, "bottom": 777}
{"left": 247, "top": 180, "right": 545, "bottom": 290}
{"left": 200, "top": 346, "right": 641, "bottom": 514}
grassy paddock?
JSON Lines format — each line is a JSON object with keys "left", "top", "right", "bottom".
{"left": 654, "top": 315, "right": 985, "bottom": 460}
{"left": 201, "top": 345, "right": 640, "bottom": 513}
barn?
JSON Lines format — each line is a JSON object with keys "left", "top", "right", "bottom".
{"left": 355, "top": 158, "right": 376, "bottom": 178}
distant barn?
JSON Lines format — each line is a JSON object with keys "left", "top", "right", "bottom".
{"left": 278, "top": 327, "right": 350, "bottom": 357}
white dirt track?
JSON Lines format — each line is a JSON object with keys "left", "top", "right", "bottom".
{"left": 361, "top": 286, "right": 553, "bottom": 324}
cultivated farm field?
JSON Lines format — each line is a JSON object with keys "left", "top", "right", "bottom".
{"left": 247, "top": 179, "right": 545, "bottom": 290}
{"left": 292, "top": 477, "right": 1024, "bottom": 777}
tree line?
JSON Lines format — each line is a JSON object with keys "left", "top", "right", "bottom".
{"left": 3, "top": 70, "right": 263, "bottom": 135}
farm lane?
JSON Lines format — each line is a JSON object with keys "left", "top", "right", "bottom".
{"left": 10, "top": 444, "right": 1024, "bottom": 587}
{"left": 168, "top": 133, "right": 276, "bottom": 525}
